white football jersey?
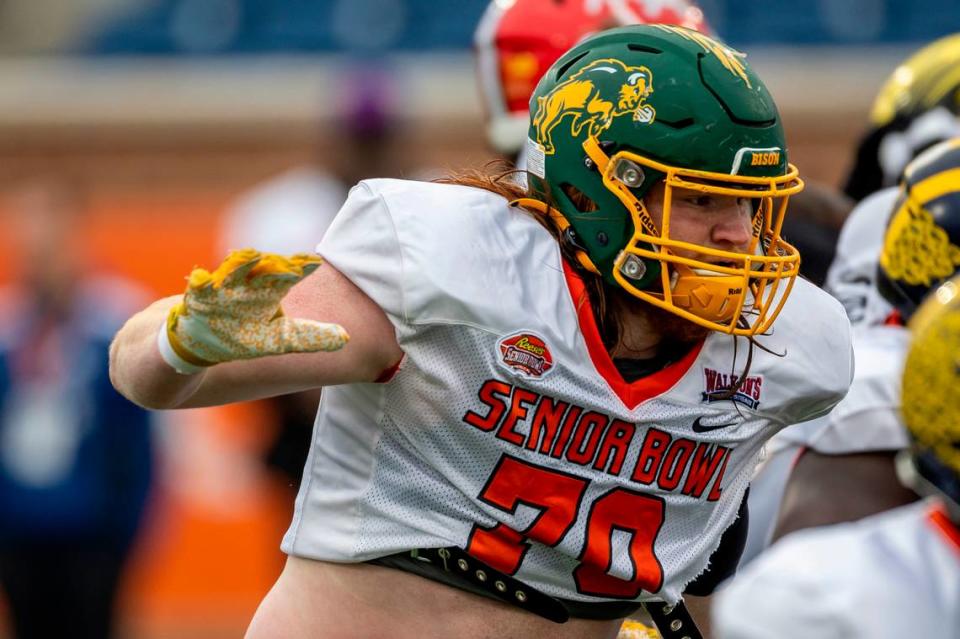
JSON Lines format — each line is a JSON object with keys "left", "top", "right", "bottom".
{"left": 769, "top": 325, "right": 908, "bottom": 456}
{"left": 283, "top": 179, "right": 853, "bottom": 605}
{"left": 824, "top": 187, "right": 899, "bottom": 327}
{"left": 741, "top": 323, "right": 910, "bottom": 563}
{"left": 715, "top": 500, "right": 960, "bottom": 639}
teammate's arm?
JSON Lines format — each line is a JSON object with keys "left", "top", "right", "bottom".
{"left": 109, "top": 257, "right": 403, "bottom": 410}
{"left": 771, "top": 449, "right": 917, "bottom": 540}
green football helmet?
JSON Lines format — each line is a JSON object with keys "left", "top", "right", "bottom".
{"left": 523, "top": 24, "right": 803, "bottom": 336}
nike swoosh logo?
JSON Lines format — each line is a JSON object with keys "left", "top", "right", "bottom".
{"left": 692, "top": 416, "right": 738, "bottom": 433}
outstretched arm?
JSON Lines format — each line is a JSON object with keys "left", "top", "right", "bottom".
{"left": 109, "top": 251, "right": 403, "bottom": 410}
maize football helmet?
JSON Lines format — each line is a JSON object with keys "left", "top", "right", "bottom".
{"left": 474, "top": 0, "right": 711, "bottom": 155}
{"left": 877, "top": 138, "right": 960, "bottom": 322}
{"left": 524, "top": 25, "right": 802, "bottom": 336}
{"left": 897, "top": 273, "right": 960, "bottom": 515}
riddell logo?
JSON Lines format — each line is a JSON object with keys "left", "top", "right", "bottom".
{"left": 702, "top": 368, "right": 763, "bottom": 409}
{"left": 497, "top": 332, "right": 554, "bottom": 379}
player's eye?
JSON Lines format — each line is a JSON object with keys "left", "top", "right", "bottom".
{"left": 686, "top": 195, "right": 713, "bottom": 207}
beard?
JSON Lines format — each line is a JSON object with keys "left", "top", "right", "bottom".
{"left": 612, "top": 287, "right": 712, "bottom": 353}
{"left": 642, "top": 301, "right": 712, "bottom": 344}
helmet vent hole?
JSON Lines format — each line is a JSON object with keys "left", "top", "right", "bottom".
{"left": 555, "top": 51, "right": 590, "bottom": 81}
{"left": 658, "top": 117, "right": 695, "bottom": 130}
{"left": 626, "top": 44, "right": 662, "bottom": 54}
{"left": 561, "top": 183, "right": 598, "bottom": 213}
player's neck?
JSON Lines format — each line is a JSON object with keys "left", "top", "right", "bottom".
{"left": 607, "top": 291, "right": 708, "bottom": 361}
{"left": 609, "top": 306, "right": 662, "bottom": 359}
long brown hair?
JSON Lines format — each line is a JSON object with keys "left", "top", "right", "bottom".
{"left": 435, "top": 161, "right": 622, "bottom": 348}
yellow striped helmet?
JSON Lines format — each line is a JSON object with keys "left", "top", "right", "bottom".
{"left": 878, "top": 138, "right": 960, "bottom": 321}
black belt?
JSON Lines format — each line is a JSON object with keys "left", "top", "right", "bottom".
{"left": 645, "top": 600, "right": 703, "bottom": 639}
{"left": 373, "top": 545, "right": 571, "bottom": 622}
{"left": 369, "top": 546, "right": 703, "bottom": 638}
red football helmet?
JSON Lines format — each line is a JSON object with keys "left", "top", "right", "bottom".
{"left": 474, "top": 0, "right": 712, "bottom": 154}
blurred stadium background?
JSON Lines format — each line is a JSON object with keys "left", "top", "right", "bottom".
{"left": 0, "top": 1, "right": 959, "bottom": 637}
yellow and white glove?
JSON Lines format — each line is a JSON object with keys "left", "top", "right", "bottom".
{"left": 617, "top": 619, "right": 661, "bottom": 639}
{"left": 157, "top": 249, "right": 349, "bottom": 374}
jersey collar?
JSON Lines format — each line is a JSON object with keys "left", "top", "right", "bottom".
{"left": 562, "top": 259, "right": 703, "bottom": 411}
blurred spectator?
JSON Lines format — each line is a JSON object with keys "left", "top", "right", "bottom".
{"left": 0, "top": 179, "right": 155, "bottom": 639}
{"left": 219, "top": 65, "right": 396, "bottom": 494}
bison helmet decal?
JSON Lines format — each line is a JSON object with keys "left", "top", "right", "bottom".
{"left": 532, "top": 58, "right": 656, "bottom": 155}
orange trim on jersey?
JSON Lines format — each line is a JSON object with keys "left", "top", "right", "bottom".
{"left": 561, "top": 259, "right": 704, "bottom": 410}
{"left": 927, "top": 502, "right": 960, "bottom": 554}
{"left": 374, "top": 356, "right": 404, "bottom": 384}
{"left": 883, "top": 309, "right": 904, "bottom": 326}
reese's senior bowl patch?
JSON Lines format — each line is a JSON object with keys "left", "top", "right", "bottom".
{"left": 497, "top": 332, "right": 555, "bottom": 379}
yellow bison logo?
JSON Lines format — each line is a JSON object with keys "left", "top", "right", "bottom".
{"left": 532, "top": 58, "right": 655, "bottom": 155}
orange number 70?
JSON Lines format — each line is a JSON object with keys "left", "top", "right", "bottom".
{"left": 466, "top": 454, "right": 665, "bottom": 598}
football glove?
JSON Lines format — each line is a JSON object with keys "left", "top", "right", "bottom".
{"left": 617, "top": 619, "right": 661, "bottom": 639}
{"left": 157, "top": 249, "right": 349, "bottom": 374}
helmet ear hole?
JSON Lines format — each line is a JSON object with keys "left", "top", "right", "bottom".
{"left": 560, "top": 183, "right": 599, "bottom": 213}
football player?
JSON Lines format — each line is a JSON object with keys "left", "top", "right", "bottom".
{"left": 738, "top": 54, "right": 959, "bottom": 556}
{"left": 714, "top": 272, "right": 960, "bottom": 639}
{"left": 110, "top": 26, "right": 852, "bottom": 639}
{"left": 741, "top": 138, "right": 960, "bottom": 566}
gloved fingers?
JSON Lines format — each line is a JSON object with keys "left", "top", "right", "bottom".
{"left": 163, "top": 251, "right": 341, "bottom": 365}
{"left": 184, "top": 248, "right": 261, "bottom": 300}
{"left": 185, "top": 267, "right": 214, "bottom": 297}
{"left": 215, "top": 248, "right": 266, "bottom": 287}
{"left": 288, "top": 253, "right": 324, "bottom": 277}
{"left": 184, "top": 250, "right": 322, "bottom": 292}
{"left": 277, "top": 317, "right": 350, "bottom": 354}
{"left": 247, "top": 253, "right": 322, "bottom": 292}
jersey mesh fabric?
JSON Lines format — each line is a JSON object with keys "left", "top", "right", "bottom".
{"left": 285, "top": 178, "right": 854, "bottom": 605}
{"left": 307, "top": 322, "right": 764, "bottom": 602}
